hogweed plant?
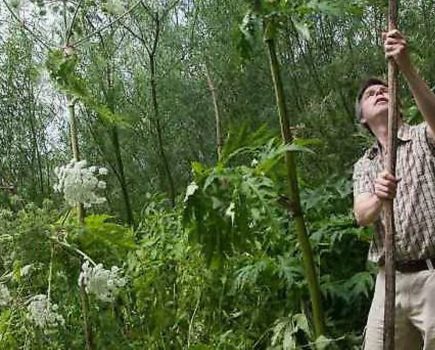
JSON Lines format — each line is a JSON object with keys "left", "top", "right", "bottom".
{"left": 26, "top": 294, "right": 65, "bottom": 329}
{"left": 54, "top": 159, "right": 108, "bottom": 209}
{"left": 78, "top": 260, "right": 126, "bottom": 303}
{"left": 0, "top": 160, "right": 128, "bottom": 346}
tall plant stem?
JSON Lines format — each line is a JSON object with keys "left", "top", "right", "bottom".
{"left": 67, "top": 96, "right": 85, "bottom": 223}
{"left": 205, "top": 62, "right": 223, "bottom": 161}
{"left": 265, "top": 37, "right": 325, "bottom": 338}
{"left": 384, "top": 0, "right": 399, "bottom": 348}
{"left": 80, "top": 281, "right": 94, "bottom": 350}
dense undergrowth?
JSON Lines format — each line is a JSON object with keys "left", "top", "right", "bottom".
{"left": 0, "top": 138, "right": 374, "bottom": 349}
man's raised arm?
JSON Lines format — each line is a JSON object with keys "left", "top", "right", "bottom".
{"left": 384, "top": 30, "right": 435, "bottom": 137}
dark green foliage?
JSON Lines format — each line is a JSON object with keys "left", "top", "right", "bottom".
{"left": 3, "top": 0, "right": 434, "bottom": 348}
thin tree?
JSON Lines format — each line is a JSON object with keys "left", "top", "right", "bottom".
{"left": 204, "top": 62, "right": 224, "bottom": 161}
{"left": 122, "top": 1, "right": 179, "bottom": 207}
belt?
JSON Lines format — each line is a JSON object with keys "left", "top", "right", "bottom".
{"left": 394, "top": 258, "right": 435, "bottom": 273}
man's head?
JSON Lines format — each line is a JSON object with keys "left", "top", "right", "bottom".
{"left": 355, "top": 78, "right": 389, "bottom": 132}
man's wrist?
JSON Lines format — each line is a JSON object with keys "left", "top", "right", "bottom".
{"left": 401, "top": 61, "right": 418, "bottom": 81}
{"left": 373, "top": 192, "right": 384, "bottom": 206}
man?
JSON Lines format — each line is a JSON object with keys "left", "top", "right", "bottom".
{"left": 353, "top": 30, "right": 435, "bottom": 349}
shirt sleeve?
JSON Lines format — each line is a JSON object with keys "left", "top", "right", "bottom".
{"left": 352, "top": 158, "right": 375, "bottom": 197}
{"left": 416, "top": 122, "right": 435, "bottom": 155}
{"left": 425, "top": 124, "right": 435, "bottom": 152}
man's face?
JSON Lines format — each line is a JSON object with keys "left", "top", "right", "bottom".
{"left": 360, "top": 84, "right": 389, "bottom": 125}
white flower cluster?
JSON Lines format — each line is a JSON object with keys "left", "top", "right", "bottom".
{"left": 78, "top": 261, "right": 126, "bottom": 303}
{"left": 0, "top": 284, "right": 11, "bottom": 307}
{"left": 27, "top": 295, "right": 65, "bottom": 329}
{"left": 54, "top": 160, "right": 108, "bottom": 208}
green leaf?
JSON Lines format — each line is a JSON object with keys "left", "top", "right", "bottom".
{"left": 283, "top": 325, "right": 296, "bottom": 350}
{"left": 314, "top": 335, "right": 334, "bottom": 350}
{"left": 344, "top": 271, "right": 375, "bottom": 299}
{"left": 76, "top": 215, "right": 136, "bottom": 262}
{"left": 184, "top": 181, "right": 199, "bottom": 203}
{"left": 282, "top": 142, "right": 316, "bottom": 155}
{"left": 293, "top": 313, "right": 311, "bottom": 336}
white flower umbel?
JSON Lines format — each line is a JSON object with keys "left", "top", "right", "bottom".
{"left": 0, "top": 284, "right": 11, "bottom": 307}
{"left": 54, "top": 160, "right": 108, "bottom": 208}
{"left": 27, "top": 295, "right": 65, "bottom": 329}
{"left": 78, "top": 260, "right": 126, "bottom": 303}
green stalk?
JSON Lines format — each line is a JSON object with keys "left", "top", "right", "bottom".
{"left": 67, "top": 96, "right": 85, "bottom": 224}
{"left": 80, "top": 280, "right": 94, "bottom": 350}
{"left": 265, "top": 36, "right": 326, "bottom": 338}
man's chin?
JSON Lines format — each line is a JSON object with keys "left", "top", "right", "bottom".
{"left": 375, "top": 105, "right": 389, "bottom": 115}
{"left": 366, "top": 112, "right": 388, "bottom": 126}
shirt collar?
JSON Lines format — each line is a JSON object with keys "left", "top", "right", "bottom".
{"left": 367, "top": 123, "right": 412, "bottom": 160}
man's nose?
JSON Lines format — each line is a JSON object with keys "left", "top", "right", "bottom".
{"left": 375, "top": 88, "right": 384, "bottom": 96}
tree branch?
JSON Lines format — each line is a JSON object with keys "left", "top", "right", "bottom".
{"left": 73, "top": 0, "right": 142, "bottom": 47}
{"left": 1, "top": 0, "right": 51, "bottom": 49}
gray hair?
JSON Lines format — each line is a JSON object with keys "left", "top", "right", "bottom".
{"left": 355, "top": 77, "right": 387, "bottom": 134}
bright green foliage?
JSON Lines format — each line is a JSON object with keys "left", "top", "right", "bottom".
{"left": 0, "top": 144, "right": 373, "bottom": 348}
{"left": 183, "top": 134, "right": 317, "bottom": 268}
{"left": 1, "top": 0, "right": 433, "bottom": 348}
{"left": 76, "top": 214, "right": 137, "bottom": 262}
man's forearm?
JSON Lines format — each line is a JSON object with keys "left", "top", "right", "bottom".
{"left": 354, "top": 193, "right": 383, "bottom": 227}
{"left": 402, "top": 65, "right": 435, "bottom": 133}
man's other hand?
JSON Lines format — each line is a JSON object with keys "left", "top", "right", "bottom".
{"left": 374, "top": 170, "right": 401, "bottom": 200}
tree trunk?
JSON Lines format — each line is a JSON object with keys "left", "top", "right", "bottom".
{"left": 265, "top": 37, "right": 326, "bottom": 338}
{"left": 384, "top": 1, "right": 399, "bottom": 348}
{"left": 110, "top": 125, "right": 135, "bottom": 226}
{"left": 204, "top": 62, "right": 223, "bottom": 161}
{"left": 106, "top": 65, "right": 135, "bottom": 226}
{"left": 149, "top": 54, "right": 176, "bottom": 207}
{"left": 28, "top": 92, "right": 45, "bottom": 199}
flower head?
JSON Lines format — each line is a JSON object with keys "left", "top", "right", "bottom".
{"left": 27, "top": 294, "right": 65, "bottom": 329}
{"left": 54, "top": 160, "right": 108, "bottom": 208}
{"left": 78, "top": 260, "right": 126, "bottom": 303}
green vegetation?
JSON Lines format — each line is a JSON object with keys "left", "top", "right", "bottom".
{"left": 0, "top": 0, "right": 431, "bottom": 348}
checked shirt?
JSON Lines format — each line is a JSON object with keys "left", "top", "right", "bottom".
{"left": 353, "top": 122, "right": 435, "bottom": 263}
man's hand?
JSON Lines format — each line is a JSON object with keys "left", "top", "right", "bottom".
{"left": 382, "top": 29, "right": 412, "bottom": 72}
{"left": 374, "top": 170, "right": 401, "bottom": 200}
